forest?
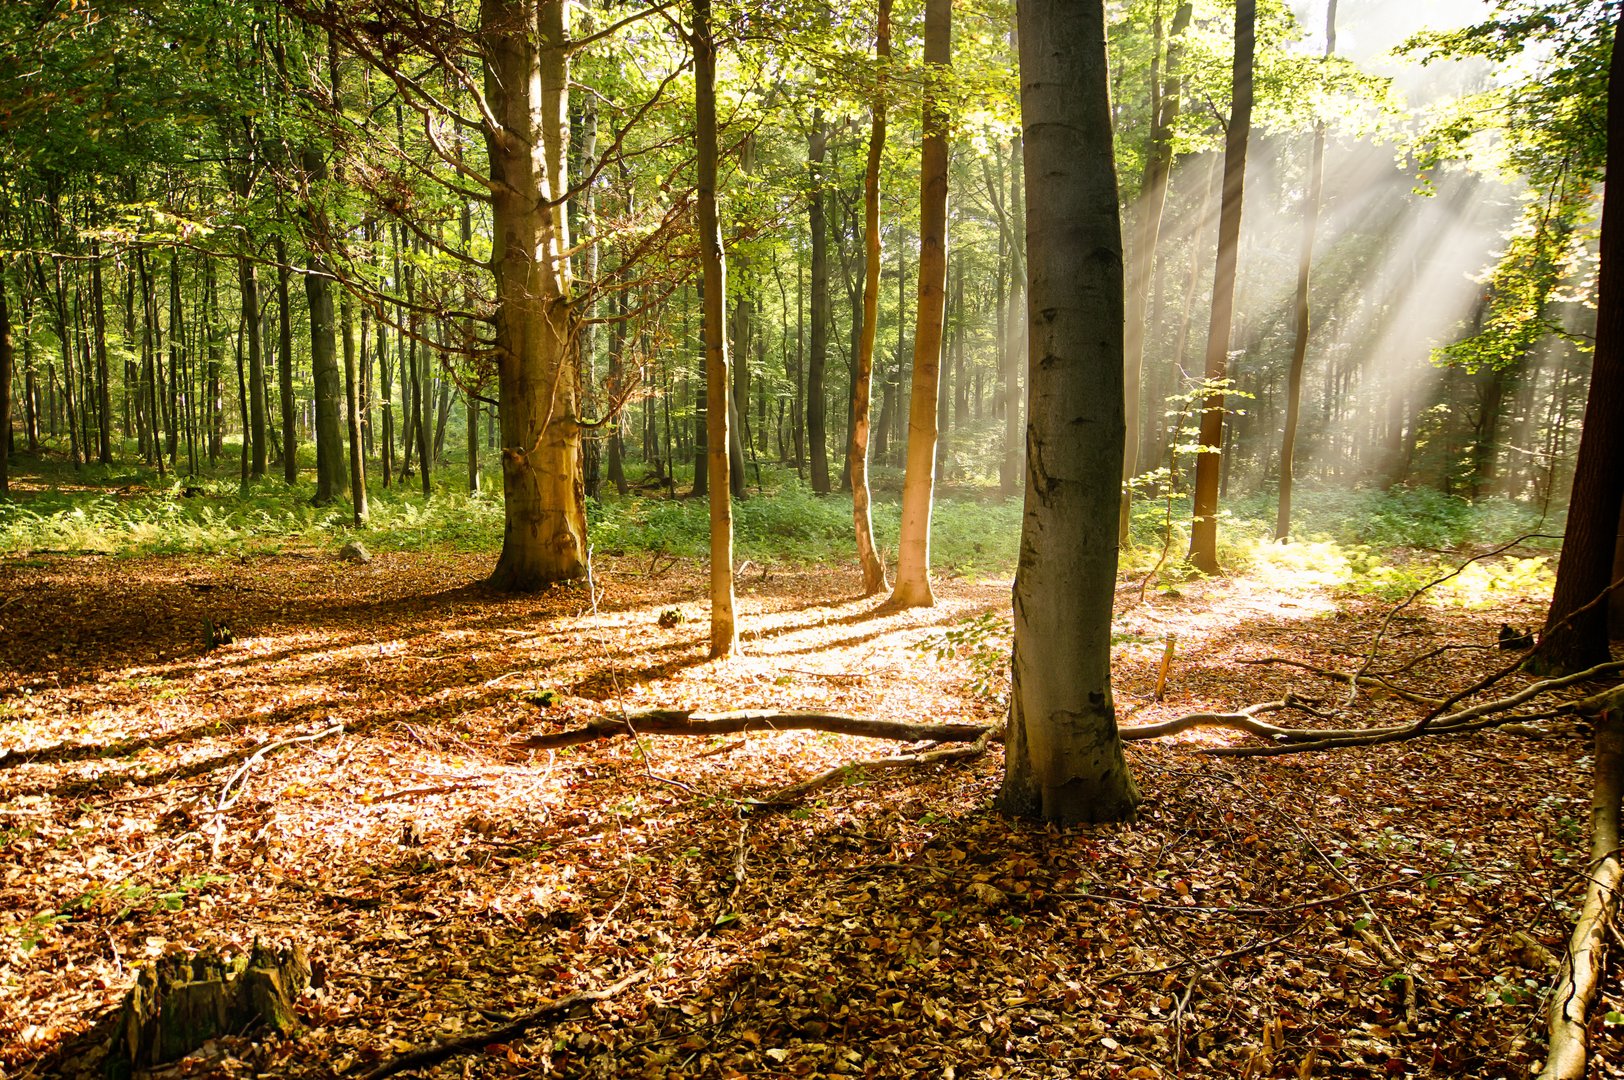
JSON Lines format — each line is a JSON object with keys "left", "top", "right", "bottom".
{"left": 2, "top": 0, "right": 1623, "bottom": 1076}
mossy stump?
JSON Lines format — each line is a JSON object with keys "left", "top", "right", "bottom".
{"left": 105, "top": 940, "right": 309, "bottom": 1079}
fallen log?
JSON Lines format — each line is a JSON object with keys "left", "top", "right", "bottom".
{"left": 517, "top": 709, "right": 991, "bottom": 750}
{"left": 1537, "top": 706, "right": 1623, "bottom": 1080}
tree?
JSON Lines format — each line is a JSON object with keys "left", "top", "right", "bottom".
{"left": 481, "top": 0, "right": 588, "bottom": 590}
{"left": 1535, "top": 4, "right": 1624, "bottom": 674}
{"left": 1186, "top": 0, "right": 1255, "bottom": 575}
{"left": 1276, "top": 0, "right": 1336, "bottom": 541}
{"left": 850, "top": 0, "right": 892, "bottom": 597}
{"left": 0, "top": 265, "right": 11, "bottom": 498}
{"left": 998, "top": 0, "right": 1140, "bottom": 826}
{"left": 1120, "top": 0, "right": 1193, "bottom": 546}
{"left": 890, "top": 0, "right": 950, "bottom": 610}
{"left": 694, "top": 0, "right": 736, "bottom": 658}
{"left": 807, "top": 110, "right": 831, "bottom": 495}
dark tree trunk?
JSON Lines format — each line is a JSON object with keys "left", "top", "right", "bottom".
{"left": 1536, "top": 6, "right": 1624, "bottom": 672}
{"left": 808, "top": 111, "right": 831, "bottom": 494}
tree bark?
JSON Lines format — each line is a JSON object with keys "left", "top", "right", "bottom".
{"left": 342, "top": 297, "right": 367, "bottom": 525}
{"left": 90, "top": 243, "right": 112, "bottom": 464}
{"left": 240, "top": 254, "right": 267, "bottom": 478}
{"left": 1536, "top": 5, "right": 1624, "bottom": 672}
{"left": 0, "top": 267, "right": 11, "bottom": 497}
{"left": 1186, "top": 0, "right": 1255, "bottom": 574}
{"left": 275, "top": 239, "right": 298, "bottom": 485}
{"left": 1276, "top": 0, "right": 1336, "bottom": 540}
{"left": 998, "top": 0, "right": 1140, "bottom": 825}
{"left": 694, "top": 0, "right": 737, "bottom": 657}
{"left": 850, "top": 0, "right": 893, "bottom": 596}
{"left": 1121, "top": 1, "right": 1192, "bottom": 544}
{"left": 808, "top": 111, "right": 831, "bottom": 494}
{"left": 890, "top": 0, "right": 951, "bottom": 609}
{"left": 482, "top": 0, "right": 588, "bottom": 590}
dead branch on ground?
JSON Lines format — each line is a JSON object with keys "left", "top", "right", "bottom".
{"left": 359, "top": 968, "right": 649, "bottom": 1080}
{"left": 517, "top": 709, "right": 991, "bottom": 750}
{"left": 1537, "top": 707, "right": 1623, "bottom": 1080}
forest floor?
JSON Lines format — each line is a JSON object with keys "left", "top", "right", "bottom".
{"left": 1, "top": 540, "right": 1620, "bottom": 1079}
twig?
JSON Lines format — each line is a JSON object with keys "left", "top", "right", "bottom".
{"left": 372, "top": 782, "right": 492, "bottom": 803}
{"left": 359, "top": 968, "right": 648, "bottom": 1080}
{"left": 216, "top": 724, "right": 344, "bottom": 813}
{"left": 1100, "top": 929, "right": 1300, "bottom": 984}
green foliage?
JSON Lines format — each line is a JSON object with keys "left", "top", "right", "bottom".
{"left": 912, "top": 610, "right": 1009, "bottom": 699}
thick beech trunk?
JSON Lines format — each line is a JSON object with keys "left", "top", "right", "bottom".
{"left": 998, "top": 0, "right": 1140, "bottom": 825}
{"left": 890, "top": 0, "right": 951, "bottom": 609}
{"left": 850, "top": 0, "right": 893, "bottom": 596}
{"left": 694, "top": 0, "right": 737, "bottom": 656}
{"left": 483, "top": 0, "right": 587, "bottom": 590}
{"left": 1187, "top": 0, "right": 1255, "bottom": 574}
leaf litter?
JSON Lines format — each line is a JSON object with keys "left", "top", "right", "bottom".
{"left": 0, "top": 549, "right": 1618, "bottom": 1078}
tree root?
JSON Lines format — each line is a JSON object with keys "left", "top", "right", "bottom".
{"left": 359, "top": 968, "right": 648, "bottom": 1080}
{"left": 1537, "top": 708, "right": 1623, "bottom": 1080}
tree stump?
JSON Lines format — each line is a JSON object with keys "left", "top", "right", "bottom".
{"left": 104, "top": 940, "right": 310, "bottom": 1079}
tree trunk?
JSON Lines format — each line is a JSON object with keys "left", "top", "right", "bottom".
{"left": 90, "top": 244, "right": 113, "bottom": 464}
{"left": 1535, "top": 5, "right": 1624, "bottom": 672}
{"left": 850, "top": 0, "right": 893, "bottom": 596}
{"left": 483, "top": 0, "right": 588, "bottom": 590}
{"left": 241, "top": 255, "right": 267, "bottom": 478}
{"left": 999, "top": 0, "right": 1139, "bottom": 826}
{"left": 1277, "top": 1, "right": 1336, "bottom": 540}
{"left": 1001, "top": 139, "right": 1025, "bottom": 498}
{"left": 1121, "top": 1, "right": 1193, "bottom": 544}
{"left": 342, "top": 297, "right": 367, "bottom": 525}
{"left": 808, "top": 111, "right": 831, "bottom": 494}
{"left": 1186, "top": 0, "right": 1255, "bottom": 574}
{"left": 890, "top": 0, "right": 951, "bottom": 609}
{"left": 304, "top": 154, "right": 348, "bottom": 503}
{"left": 694, "top": 0, "right": 737, "bottom": 657}
{"left": 0, "top": 267, "right": 11, "bottom": 497}
{"left": 607, "top": 280, "right": 629, "bottom": 495}
{"left": 273, "top": 239, "right": 298, "bottom": 485}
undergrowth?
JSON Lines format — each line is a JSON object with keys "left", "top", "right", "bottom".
{"left": 0, "top": 452, "right": 1562, "bottom": 604}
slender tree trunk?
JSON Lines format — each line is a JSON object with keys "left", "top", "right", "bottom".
{"left": 90, "top": 244, "right": 112, "bottom": 463}
{"left": 889, "top": 0, "right": 951, "bottom": 608}
{"left": 1186, "top": 0, "right": 1255, "bottom": 574}
{"left": 694, "top": 0, "right": 737, "bottom": 656}
{"left": 166, "top": 252, "right": 182, "bottom": 466}
{"left": 808, "top": 111, "right": 831, "bottom": 494}
{"left": 49, "top": 259, "right": 83, "bottom": 469}
{"left": 273, "top": 239, "right": 298, "bottom": 484}
{"left": 341, "top": 297, "right": 367, "bottom": 524}
{"left": 0, "top": 268, "right": 11, "bottom": 497}
{"left": 240, "top": 254, "right": 267, "bottom": 478}
{"left": 1121, "top": 1, "right": 1193, "bottom": 544}
{"left": 235, "top": 299, "right": 249, "bottom": 484}
{"left": 850, "top": 0, "right": 893, "bottom": 596}
{"left": 1535, "top": 5, "right": 1624, "bottom": 673}
{"left": 999, "top": 0, "right": 1139, "bottom": 826}
{"left": 1001, "top": 139, "right": 1025, "bottom": 497}
{"left": 607, "top": 280, "right": 629, "bottom": 495}
{"left": 1276, "top": 0, "right": 1336, "bottom": 540}
{"left": 304, "top": 169, "right": 348, "bottom": 502}
{"left": 483, "top": 0, "right": 588, "bottom": 589}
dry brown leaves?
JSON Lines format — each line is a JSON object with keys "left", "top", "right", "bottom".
{"left": 0, "top": 549, "right": 1619, "bottom": 1079}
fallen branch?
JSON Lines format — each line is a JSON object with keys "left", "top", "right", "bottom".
{"left": 1538, "top": 709, "right": 1623, "bottom": 1080}
{"left": 517, "top": 709, "right": 992, "bottom": 750}
{"left": 749, "top": 727, "right": 996, "bottom": 807}
{"left": 216, "top": 724, "right": 345, "bottom": 813}
{"left": 359, "top": 968, "right": 648, "bottom": 1080}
